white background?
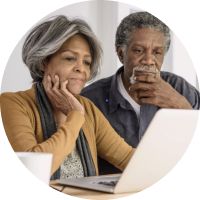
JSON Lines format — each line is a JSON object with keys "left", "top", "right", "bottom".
{"left": 1, "top": 0, "right": 198, "bottom": 93}
{"left": 0, "top": 0, "right": 200, "bottom": 200}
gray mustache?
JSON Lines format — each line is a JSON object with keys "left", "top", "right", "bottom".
{"left": 129, "top": 65, "right": 160, "bottom": 84}
{"left": 133, "top": 65, "right": 159, "bottom": 73}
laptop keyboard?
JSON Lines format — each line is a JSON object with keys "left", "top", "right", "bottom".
{"left": 97, "top": 180, "right": 118, "bottom": 187}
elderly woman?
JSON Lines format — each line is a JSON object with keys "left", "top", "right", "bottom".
{"left": 1, "top": 15, "right": 134, "bottom": 179}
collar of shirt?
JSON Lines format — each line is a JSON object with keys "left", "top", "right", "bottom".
{"left": 108, "top": 66, "right": 159, "bottom": 140}
{"left": 117, "top": 72, "right": 141, "bottom": 119}
{"left": 108, "top": 66, "right": 134, "bottom": 113}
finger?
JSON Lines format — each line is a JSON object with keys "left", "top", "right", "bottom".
{"left": 129, "top": 82, "right": 154, "bottom": 92}
{"left": 44, "top": 75, "right": 57, "bottom": 101}
{"left": 42, "top": 74, "right": 48, "bottom": 87}
{"left": 60, "top": 79, "right": 69, "bottom": 91}
{"left": 60, "top": 80, "right": 75, "bottom": 98}
{"left": 42, "top": 74, "right": 47, "bottom": 87}
{"left": 139, "top": 97, "right": 157, "bottom": 105}
{"left": 137, "top": 90, "right": 155, "bottom": 98}
{"left": 45, "top": 75, "right": 63, "bottom": 100}
{"left": 46, "top": 75, "right": 53, "bottom": 91}
{"left": 53, "top": 75, "right": 60, "bottom": 90}
{"left": 134, "top": 73, "right": 157, "bottom": 83}
{"left": 139, "top": 96, "right": 167, "bottom": 108}
{"left": 51, "top": 75, "right": 65, "bottom": 98}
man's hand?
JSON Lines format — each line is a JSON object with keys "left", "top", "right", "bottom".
{"left": 43, "top": 75, "right": 85, "bottom": 115}
{"left": 129, "top": 72, "right": 192, "bottom": 109}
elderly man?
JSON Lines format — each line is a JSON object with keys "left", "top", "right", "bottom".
{"left": 82, "top": 11, "right": 200, "bottom": 174}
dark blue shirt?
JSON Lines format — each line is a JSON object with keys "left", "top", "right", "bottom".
{"left": 82, "top": 67, "right": 200, "bottom": 174}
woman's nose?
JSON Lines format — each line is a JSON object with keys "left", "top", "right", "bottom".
{"left": 73, "top": 60, "right": 85, "bottom": 72}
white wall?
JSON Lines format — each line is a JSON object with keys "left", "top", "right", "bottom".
{"left": 1, "top": 0, "right": 197, "bottom": 92}
{"left": 171, "top": 33, "right": 198, "bottom": 87}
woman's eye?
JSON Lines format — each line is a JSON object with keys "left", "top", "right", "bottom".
{"left": 84, "top": 60, "right": 91, "bottom": 66}
{"left": 65, "top": 57, "right": 76, "bottom": 61}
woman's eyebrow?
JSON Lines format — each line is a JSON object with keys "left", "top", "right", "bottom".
{"left": 60, "top": 49, "right": 73, "bottom": 53}
{"left": 60, "top": 49, "right": 92, "bottom": 58}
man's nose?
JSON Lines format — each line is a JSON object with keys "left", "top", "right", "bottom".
{"left": 141, "top": 52, "right": 155, "bottom": 65}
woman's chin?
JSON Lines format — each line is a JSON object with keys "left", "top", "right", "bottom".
{"left": 68, "top": 87, "right": 82, "bottom": 95}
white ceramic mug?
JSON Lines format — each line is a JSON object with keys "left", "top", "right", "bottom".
{"left": 16, "top": 152, "right": 53, "bottom": 185}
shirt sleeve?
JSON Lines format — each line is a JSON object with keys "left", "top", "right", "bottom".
{"left": 1, "top": 93, "right": 85, "bottom": 175}
{"left": 162, "top": 71, "right": 200, "bottom": 109}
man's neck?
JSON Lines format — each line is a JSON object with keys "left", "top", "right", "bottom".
{"left": 121, "top": 71, "right": 131, "bottom": 95}
{"left": 120, "top": 71, "right": 140, "bottom": 105}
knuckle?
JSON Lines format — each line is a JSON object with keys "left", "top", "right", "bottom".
{"left": 46, "top": 87, "right": 50, "bottom": 93}
{"left": 151, "top": 90, "right": 157, "bottom": 96}
{"left": 52, "top": 87, "right": 57, "bottom": 92}
{"left": 154, "top": 96, "right": 159, "bottom": 104}
{"left": 145, "top": 76, "right": 150, "bottom": 82}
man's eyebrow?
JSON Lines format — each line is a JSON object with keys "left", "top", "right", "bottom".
{"left": 132, "top": 42, "right": 164, "bottom": 47}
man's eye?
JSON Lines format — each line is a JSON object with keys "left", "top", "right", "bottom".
{"left": 133, "top": 49, "right": 143, "bottom": 54}
{"left": 154, "top": 49, "right": 164, "bottom": 55}
{"left": 154, "top": 51, "right": 162, "bottom": 55}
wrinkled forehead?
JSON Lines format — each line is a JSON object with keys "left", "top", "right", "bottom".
{"left": 57, "top": 34, "right": 92, "bottom": 56}
{"left": 127, "top": 27, "right": 167, "bottom": 49}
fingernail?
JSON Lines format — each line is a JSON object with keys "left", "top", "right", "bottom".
{"left": 134, "top": 76, "right": 137, "bottom": 80}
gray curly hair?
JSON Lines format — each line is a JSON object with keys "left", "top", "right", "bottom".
{"left": 22, "top": 15, "right": 102, "bottom": 82}
{"left": 115, "top": 11, "right": 171, "bottom": 52}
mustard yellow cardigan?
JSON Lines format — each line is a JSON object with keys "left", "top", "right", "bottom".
{"left": 1, "top": 86, "right": 134, "bottom": 175}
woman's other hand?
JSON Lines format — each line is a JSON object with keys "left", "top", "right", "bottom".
{"left": 43, "top": 74, "right": 85, "bottom": 115}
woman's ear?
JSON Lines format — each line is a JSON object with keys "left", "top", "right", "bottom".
{"left": 117, "top": 47, "right": 124, "bottom": 64}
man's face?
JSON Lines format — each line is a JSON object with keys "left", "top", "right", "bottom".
{"left": 118, "top": 28, "right": 166, "bottom": 85}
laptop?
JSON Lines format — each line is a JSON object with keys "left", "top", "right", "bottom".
{"left": 57, "top": 109, "right": 199, "bottom": 193}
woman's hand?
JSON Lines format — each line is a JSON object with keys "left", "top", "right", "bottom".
{"left": 43, "top": 74, "right": 85, "bottom": 115}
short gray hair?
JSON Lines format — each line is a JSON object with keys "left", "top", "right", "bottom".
{"left": 22, "top": 15, "right": 102, "bottom": 82}
{"left": 115, "top": 11, "right": 171, "bottom": 52}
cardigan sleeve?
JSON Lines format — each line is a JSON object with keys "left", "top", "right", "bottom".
{"left": 1, "top": 92, "right": 85, "bottom": 175}
{"left": 86, "top": 99, "right": 135, "bottom": 171}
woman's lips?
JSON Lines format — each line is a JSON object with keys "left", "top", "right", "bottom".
{"left": 69, "top": 78, "right": 85, "bottom": 84}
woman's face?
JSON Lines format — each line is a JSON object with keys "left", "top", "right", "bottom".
{"left": 43, "top": 34, "right": 92, "bottom": 95}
